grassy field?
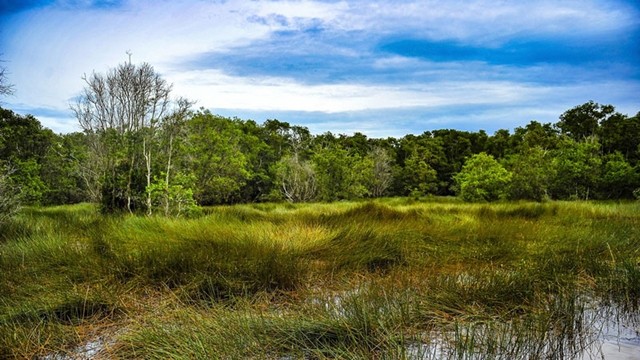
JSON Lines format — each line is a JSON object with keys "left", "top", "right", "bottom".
{"left": 1, "top": 199, "right": 639, "bottom": 359}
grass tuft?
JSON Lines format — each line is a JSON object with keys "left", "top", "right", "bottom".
{"left": 1, "top": 199, "right": 639, "bottom": 358}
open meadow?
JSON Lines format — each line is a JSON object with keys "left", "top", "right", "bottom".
{"left": 1, "top": 199, "right": 639, "bottom": 359}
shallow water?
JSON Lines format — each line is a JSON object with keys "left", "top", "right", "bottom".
{"left": 42, "top": 297, "right": 640, "bottom": 359}
{"left": 414, "top": 307, "right": 639, "bottom": 360}
{"left": 41, "top": 335, "right": 114, "bottom": 360}
{"left": 582, "top": 309, "right": 640, "bottom": 360}
{"left": 592, "top": 342, "right": 639, "bottom": 360}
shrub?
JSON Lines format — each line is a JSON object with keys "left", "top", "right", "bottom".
{"left": 454, "top": 153, "right": 512, "bottom": 202}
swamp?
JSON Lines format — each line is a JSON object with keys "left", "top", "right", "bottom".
{"left": 1, "top": 199, "right": 639, "bottom": 359}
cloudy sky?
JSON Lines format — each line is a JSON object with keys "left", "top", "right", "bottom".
{"left": 1, "top": 0, "right": 639, "bottom": 137}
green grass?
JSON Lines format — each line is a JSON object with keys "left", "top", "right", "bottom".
{"left": 1, "top": 200, "right": 639, "bottom": 358}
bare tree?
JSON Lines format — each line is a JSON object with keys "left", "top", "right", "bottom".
{"left": 71, "top": 60, "right": 188, "bottom": 213}
{"left": 0, "top": 59, "right": 15, "bottom": 98}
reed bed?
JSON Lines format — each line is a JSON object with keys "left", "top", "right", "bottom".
{"left": 1, "top": 200, "right": 639, "bottom": 358}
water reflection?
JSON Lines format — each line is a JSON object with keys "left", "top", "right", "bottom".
{"left": 582, "top": 303, "right": 640, "bottom": 360}
{"left": 400, "top": 300, "right": 639, "bottom": 359}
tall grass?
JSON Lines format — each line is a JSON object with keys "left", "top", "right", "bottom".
{"left": 1, "top": 200, "right": 639, "bottom": 358}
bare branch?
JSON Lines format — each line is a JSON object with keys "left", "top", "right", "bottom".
{"left": 0, "top": 61, "right": 15, "bottom": 98}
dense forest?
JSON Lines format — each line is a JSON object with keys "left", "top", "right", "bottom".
{"left": 1, "top": 61, "right": 639, "bottom": 216}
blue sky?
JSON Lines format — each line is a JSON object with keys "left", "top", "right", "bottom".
{"left": 1, "top": 0, "right": 639, "bottom": 138}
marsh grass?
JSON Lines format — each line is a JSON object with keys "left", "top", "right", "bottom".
{"left": 1, "top": 200, "right": 639, "bottom": 358}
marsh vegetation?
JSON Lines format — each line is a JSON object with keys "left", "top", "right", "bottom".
{"left": 1, "top": 199, "right": 639, "bottom": 358}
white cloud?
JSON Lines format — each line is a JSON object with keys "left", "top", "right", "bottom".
{"left": 0, "top": 0, "right": 637, "bottom": 136}
{"left": 166, "top": 67, "right": 549, "bottom": 114}
{"left": 329, "top": 0, "right": 638, "bottom": 44}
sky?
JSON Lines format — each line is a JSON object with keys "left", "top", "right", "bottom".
{"left": 1, "top": 0, "right": 639, "bottom": 138}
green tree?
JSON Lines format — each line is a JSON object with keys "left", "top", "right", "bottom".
{"left": 395, "top": 133, "right": 446, "bottom": 195}
{"left": 339, "top": 132, "right": 370, "bottom": 157}
{"left": 454, "top": 152, "right": 512, "bottom": 202}
{"left": 0, "top": 107, "right": 54, "bottom": 204}
{"left": 505, "top": 147, "right": 553, "bottom": 201}
{"left": 312, "top": 145, "right": 368, "bottom": 201}
{"left": 550, "top": 137, "right": 602, "bottom": 200}
{"left": 237, "top": 119, "right": 309, "bottom": 202}
{"left": 185, "top": 112, "right": 251, "bottom": 205}
{"left": 599, "top": 112, "right": 640, "bottom": 164}
{"left": 431, "top": 129, "right": 480, "bottom": 195}
{"left": 556, "top": 101, "right": 615, "bottom": 141}
{"left": 0, "top": 108, "right": 53, "bottom": 163}
{"left": 147, "top": 171, "right": 198, "bottom": 217}
{"left": 513, "top": 121, "right": 559, "bottom": 151}
{"left": 486, "top": 129, "right": 512, "bottom": 159}
{"left": 40, "top": 132, "right": 91, "bottom": 205}
{"left": 599, "top": 152, "right": 638, "bottom": 199}
{"left": 401, "top": 148, "right": 438, "bottom": 197}
{"left": 149, "top": 99, "right": 194, "bottom": 214}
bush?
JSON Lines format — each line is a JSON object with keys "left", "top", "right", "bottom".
{"left": 147, "top": 172, "right": 199, "bottom": 217}
{"left": 454, "top": 153, "right": 512, "bottom": 202}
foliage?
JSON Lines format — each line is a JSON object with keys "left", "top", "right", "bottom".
{"left": 513, "top": 120, "right": 559, "bottom": 151}
{"left": 9, "top": 159, "right": 46, "bottom": 204}
{"left": 0, "top": 165, "right": 20, "bottom": 225}
{"left": 185, "top": 111, "right": 251, "bottom": 205}
{"left": 312, "top": 145, "right": 369, "bottom": 201}
{"left": 401, "top": 148, "right": 438, "bottom": 197}
{"left": 505, "top": 146, "right": 553, "bottom": 201}
{"left": 599, "top": 152, "right": 638, "bottom": 199}
{"left": 365, "top": 146, "right": 394, "bottom": 197}
{"left": 40, "top": 132, "right": 91, "bottom": 205}
{"left": 0, "top": 107, "right": 56, "bottom": 205}
{"left": 274, "top": 155, "right": 317, "bottom": 202}
{"left": 600, "top": 111, "right": 640, "bottom": 164}
{"left": 556, "top": 100, "right": 615, "bottom": 140}
{"left": 430, "top": 130, "right": 479, "bottom": 195}
{"left": 550, "top": 137, "right": 602, "bottom": 200}
{"left": 3, "top": 92, "right": 640, "bottom": 207}
{"left": 71, "top": 61, "right": 190, "bottom": 213}
{"left": 454, "top": 152, "right": 512, "bottom": 202}
{"left": 147, "top": 172, "right": 198, "bottom": 217}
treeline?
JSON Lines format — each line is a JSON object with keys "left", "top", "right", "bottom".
{"left": 0, "top": 62, "right": 639, "bottom": 215}
{"left": 1, "top": 101, "right": 639, "bottom": 212}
